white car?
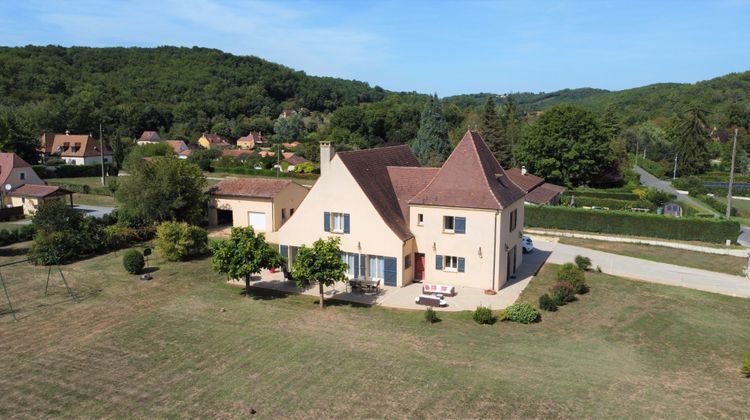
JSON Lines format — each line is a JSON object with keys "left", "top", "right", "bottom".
{"left": 522, "top": 235, "right": 534, "bottom": 253}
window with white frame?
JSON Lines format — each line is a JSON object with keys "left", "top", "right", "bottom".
{"left": 341, "top": 252, "right": 357, "bottom": 278}
{"left": 332, "top": 212, "right": 344, "bottom": 232}
{"left": 443, "top": 255, "right": 458, "bottom": 272}
{"left": 443, "top": 216, "right": 454, "bottom": 232}
{"left": 368, "top": 255, "right": 385, "bottom": 279}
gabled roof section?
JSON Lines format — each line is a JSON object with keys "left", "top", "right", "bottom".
{"left": 9, "top": 184, "right": 71, "bottom": 198}
{"left": 505, "top": 168, "right": 545, "bottom": 193}
{"left": 0, "top": 152, "right": 33, "bottom": 186}
{"left": 139, "top": 131, "right": 160, "bottom": 141}
{"left": 337, "top": 145, "right": 420, "bottom": 241}
{"left": 410, "top": 131, "right": 525, "bottom": 210}
{"left": 526, "top": 183, "right": 567, "bottom": 205}
{"left": 387, "top": 166, "right": 439, "bottom": 226}
{"left": 209, "top": 178, "right": 294, "bottom": 199}
{"left": 42, "top": 133, "right": 112, "bottom": 157}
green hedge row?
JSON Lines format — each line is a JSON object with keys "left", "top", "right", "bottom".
{"left": 0, "top": 225, "right": 35, "bottom": 247}
{"left": 638, "top": 158, "right": 667, "bottom": 178}
{"left": 46, "top": 181, "right": 114, "bottom": 196}
{"left": 567, "top": 190, "right": 640, "bottom": 200}
{"left": 34, "top": 164, "right": 115, "bottom": 179}
{"left": 524, "top": 205, "right": 741, "bottom": 244}
{"left": 212, "top": 165, "right": 318, "bottom": 180}
{"left": 697, "top": 171, "right": 750, "bottom": 183}
{"left": 571, "top": 197, "right": 651, "bottom": 210}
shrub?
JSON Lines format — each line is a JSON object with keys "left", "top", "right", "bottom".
{"left": 504, "top": 303, "right": 540, "bottom": 324}
{"left": 155, "top": 221, "right": 209, "bottom": 261}
{"left": 550, "top": 281, "right": 576, "bottom": 303}
{"left": 538, "top": 293, "right": 558, "bottom": 312}
{"left": 574, "top": 255, "right": 592, "bottom": 271}
{"left": 524, "top": 205, "right": 740, "bottom": 244}
{"left": 424, "top": 307, "right": 439, "bottom": 324}
{"left": 34, "top": 163, "right": 113, "bottom": 179}
{"left": 638, "top": 157, "right": 667, "bottom": 178}
{"left": 742, "top": 354, "right": 750, "bottom": 378}
{"left": 122, "top": 249, "right": 145, "bottom": 274}
{"left": 672, "top": 176, "right": 706, "bottom": 195}
{"left": 472, "top": 306, "right": 496, "bottom": 325}
{"left": 558, "top": 263, "right": 585, "bottom": 284}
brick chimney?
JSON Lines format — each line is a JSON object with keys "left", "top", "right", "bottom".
{"left": 319, "top": 141, "right": 334, "bottom": 176}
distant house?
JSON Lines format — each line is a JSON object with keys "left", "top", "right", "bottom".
{"left": 164, "top": 140, "right": 192, "bottom": 159}
{"left": 0, "top": 152, "right": 45, "bottom": 191}
{"left": 9, "top": 184, "right": 73, "bottom": 216}
{"left": 505, "top": 167, "right": 566, "bottom": 205}
{"left": 278, "top": 152, "right": 310, "bottom": 172}
{"left": 279, "top": 109, "right": 297, "bottom": 119}
{"left": 198, "top": 133, "right": 231, "bottom": 150}
{"left": 40, "top": 132, "right": 113, "bottom": 165}
{"left": 257, "top": 150, "right": 276, "bottom": 158}
{"left": 282, "top": 141, "right": 301, "bottom": 150}
{"left": 709, "top": 126, "right": 731, "bottom": 143}
{"left": 208, "top": 178, "right": 309, "bottom": 243}
{"left": 237, "top": 132, "right": 264, "bottom": 150}
{"left": 137, "top": 131, "right": 161, "bottom": 145}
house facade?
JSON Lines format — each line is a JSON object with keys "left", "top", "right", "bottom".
{"left": 136, "top": 131, "right": 161, "bottom": 145}
{"left": 276, "top": 131, "right": 526, "bottom": 290}
{"left": 208, "top": 178, "right": 309, "bottom": 243}
{"left": 237, "top": 132, "right": 263, "bottom": 150}
{"left": 164, "top": 140, "right": 192, "bottom": 159}
{"left": 9, "top": 184, "right": 74, "bottom": 215}
{"left": 0, "top": 152, "right": 44, "bottom": 191}
{"left": 40, "top": 132, "right": 113, "bottom": 165}
{"left": 198, "top": 133, "right": 231, "bottom": 150}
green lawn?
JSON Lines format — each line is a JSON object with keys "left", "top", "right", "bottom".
{"left": 47, "top": 176, "right": 113, "bottom": 189}
{"left": 207, "top": 172, "right": 317, "bottom": 187}
{"left": 0, "top": 249, "right": 748, "bottom": 417}
{"left": 73, "top": 193, "right": 118, "bottom": 208}
{"left": 558, "top": 237, "right": 747, "bottom": 275}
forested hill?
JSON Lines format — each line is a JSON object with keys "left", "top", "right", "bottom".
{"left": 446, "top": 71, "right": 750, "bottom": 126}
{"left": 0, "top": 45, "right": 390, "bottom": 138}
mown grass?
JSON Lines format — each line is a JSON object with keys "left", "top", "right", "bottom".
{"left": 72, "top": 193, "right": 118, "bottom": 207}
{"left": 558, "top": 237, "right": 747, "bottom": 275}
{"left": 0, "top": 248, "right": 747, "bottom": 418}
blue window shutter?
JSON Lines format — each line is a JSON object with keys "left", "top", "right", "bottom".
{"left": 383, "top": 257, "right": 397, "bottom": 286}
{"left": 360, "top": 254, "right": 366, "bottom": 276}
{"left": 458, "top": 257, "right": 465, "bottom": 273}
{"left": 343, "top": 213, "right": 350, "bottom": 233}
{"left": 435, "top": 255, "right": 443, "bottom": 270}
{"left": 353, "top": 254, "right": 360, "bottom": 278}
{"left": 455, "top": 217, "right": 466, "bottom": 234}
{"left": 323, "top": 212, "right": 330, "bottom": 232}
{"left": 280, "top": 245, "right": 289, "bottom": 261}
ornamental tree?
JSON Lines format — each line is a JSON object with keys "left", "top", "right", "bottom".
{"left": 291, "top": 237, "right": 347, "bottom": 309}
{"left": 210, "top": 227, "right": 283, "bottom": 297}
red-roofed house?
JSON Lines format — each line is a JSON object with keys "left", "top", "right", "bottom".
{"left": 276, "top": 131, "right": 527, "bottom": 290}
{"left": 9, "top": 184, "right": 73, "bottom": 215}
{"left": 0, "top": 152, "right": 44, "bottom": 191}
{"left": 39, "top": 132, "right": 113, "bottom": 165}
{"left": 198, "top": 133, "right": 231, "bottom": 150}
{"left": 164, "top": 140, "right": 192, "bottom": 159}
{"left": 137, "top": 131, "right": 161, "bottom": 145}
{"left": 208, "top": 178, "right": 309, "bottom": 243}
{"left": 505, "top": 167, "right": 567, "bottom": 205}
{"left": 237, "top": 132, "right": 263, "bottom": 150}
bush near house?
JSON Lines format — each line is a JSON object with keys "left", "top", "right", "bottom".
{"left": 424, "top": 307, "right": 439, "bottom": 324}
{"left": 0, "top": 225, "right": 35, "bottom": 246}
{"left": 538, "top": 293, "right": 558, "bottom": 312}
{"left": 155, "top": 222, "right": 209, "bottom": 261}
{"left": 33, "top": 164, "right": 115, "bottom": 179}
{"left": 504, "top": 303, "right": 540, "bottom": 324}
{"left": 472, "top": 306, "right": 496, "bottom": 325}
{"left": 525, "top": 205, "right": 741, "bottom": 244}
{"left": 122, "top": 249, "right": 145, "bottom": 274}
{"left": 574, "top": 255, "right": 592, "bottom": 271}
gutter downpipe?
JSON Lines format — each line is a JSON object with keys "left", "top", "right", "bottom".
{"left": 492, "top": 210, "right": 499, "bottom": 290}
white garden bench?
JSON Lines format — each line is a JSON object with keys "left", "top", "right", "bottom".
{"left": 422, "top": 283, "right": 456, "bottom": 297}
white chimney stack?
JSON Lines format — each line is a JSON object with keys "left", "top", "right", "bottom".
{"left": 319, "top": 141, "right": 334, "bottom": 176}
{"left": 65, "top": 130, "right": 70, "bottom": 135}
{"left": 521, "top": 165, "right": 527, "bottom": 176}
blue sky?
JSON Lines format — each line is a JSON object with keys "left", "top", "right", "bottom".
{"left": 1, "top": 0, "right": 749, "bottom": 96}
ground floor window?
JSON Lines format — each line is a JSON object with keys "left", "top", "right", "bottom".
{"left": 341, "top": 252, "right": 358, "bottom": 278}
{"left": 369, "top": 256, "right": 385, "bottom": 280}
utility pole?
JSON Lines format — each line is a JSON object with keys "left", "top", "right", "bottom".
{"left": 726, "top": 128, "right": 739, "bottom": 218}
{"left": 99, "top": 123, "right": 106, "bottom": 186}
{"left": 673, "top": 154, "right": 678, "bottom": 180}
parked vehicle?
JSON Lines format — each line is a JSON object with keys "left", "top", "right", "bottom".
{"left": 522, "top": 235, "right": 534, "bottom": 253}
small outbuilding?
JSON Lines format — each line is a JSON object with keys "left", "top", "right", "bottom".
{"left": 9, "top": 184, "right": 74, "bottom": 215}
{"left": 208, "top": 178, "right": 308, "bottom": 242}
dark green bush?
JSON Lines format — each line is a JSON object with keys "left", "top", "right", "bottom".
{"left": 558, "top": 263, "right": 589, "bottom": 294}
{"left": 701, "top": 195, "right": 737, "bottom": 216}
{"left": 538, "top": 294, "right": 558, "bottom": 312}
{"left": 574, "top": 255, "right": 592, "bottom": 271}
{"left": 525, "top": 205, "right": 740, "bottom": 244}
{"left": 551, "top": 281, "right": 576, "bottom": 303}
{"left": 122, "top": 249, "right": 145, "bottom": 274}
{"left": 34, "top": 163, "right": 113, "bottom": 179}
{"left": 155, "top": 221, "right": 208, "bottom": 261}
{"left": 424, "top": 307, "right": 439, "bottom": 324}
{"left": 672, "top": 176, "right": 706, "bottom": 195}
{"left": 638, "top": 157, "right": 667, "bottom": 178}
{"left": 742, "top": 354, "right": 750, "bottom": 378}
{"left": 472, "top": 306, "right": 496, "bottom": 325}
{"left": 504, "top": 303, "right": 540, "bottom": 324}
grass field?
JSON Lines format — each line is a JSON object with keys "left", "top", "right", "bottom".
{"left": 0, "top": 247, "right": 748, "bottom": 417}
{"left": 47, "top": 176, "right": 114, "bottom": 189}
{"left": 208, "top": 172, "right": 317, "bottom": 187}
{"left": 558, "top": 237, "right": 748, "bottom": 275}
{"left": 72, "top": 193, "right": 118, "bottom": 207}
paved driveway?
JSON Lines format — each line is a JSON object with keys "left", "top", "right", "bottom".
{"left": 74, "top": 204, "right": 115, "bottom": 219}
{"left": 531, "top": 235, "right": 750, "bottom": 298}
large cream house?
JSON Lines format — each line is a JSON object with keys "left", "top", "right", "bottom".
{"left": 276, "top": 131, "right": 526, "bottom": 290}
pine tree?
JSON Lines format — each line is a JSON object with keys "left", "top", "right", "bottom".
{"left": 412, "top": 95, "right": 451, "bottom": 166}
{"left": 673, "top": 106, "right": 711, "bottom": 176}
{"left": 479, "top": 96, "right": 511, "bottom": 166}
{"left": 601, "top": 104, "right": 623, "bottom": 141}
{"left": 501, "top": 95, "right": 522, "bottom": 165}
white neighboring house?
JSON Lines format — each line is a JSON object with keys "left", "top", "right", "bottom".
{"left": 40, "top": 132, "right": 113, "bottom": 165}
{"left": 0, "top": 152, "right": 45, "bottom": 192}
{"left": 164, "top": 140, "right": 192, "bottom": 159}
{"left": 136, "top": 131, "right": 161, "bottom": 145}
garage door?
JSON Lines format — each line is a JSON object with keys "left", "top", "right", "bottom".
{"left": 248, "top": 212, "right": 267, "bottom": 231}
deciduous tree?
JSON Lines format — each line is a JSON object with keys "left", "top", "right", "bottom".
{"left": 291, "top": 237, "right": 347, "bottom": 309}
{"left": 210, "top": 227, "right": 283, "bottom": 298}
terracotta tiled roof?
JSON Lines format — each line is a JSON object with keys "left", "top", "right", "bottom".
{"left": 222, "top": 149, "right": 254, "bottom": 157}
{"left": 202, "top": 133, "right": 230, "bottom": 146}
{"left": 387, "top": 166, "right": 439, "bottom": 226}
{"left": 0, "top": 152, "right": 32, "bottom": 186}
{"left": 210, "top": 178, "right": 294, "bottom": 198}
{"left": 237, "top": 132, "right": 262, "bottom": 145}
{"left": 525, "top": 183, "right": 567, "bottom": 205}
{"left": 284, "top": 154, "right": 309, "bottom": 166}
{"left": 505, "top": 168, "right": 545, "bottom": 193}
{"left": 410, "top": 131, "right": 525, "bottom": 210}
{"left": 42, "top": 133, "right": 112, "bottom": 157}
{"left": 282, "top": 141, "right": 301, "bottom": 149}
{"left": 337, "top": 145, "right": 421, "bottom": 241}
{"left": 139, "top": 131, "right": 160, "bottom": 141}
{"left": 257, "top": 151, "right": 275, "bottom": 158}
{"left": 9, "top": 184, "right": 71, "bottom": 198}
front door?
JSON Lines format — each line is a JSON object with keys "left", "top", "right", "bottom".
{"left": 414, "top": 253, "right": 425, "bottom": 281}
{"left": 506, "top": 246, "right": 517, "bottom": 280}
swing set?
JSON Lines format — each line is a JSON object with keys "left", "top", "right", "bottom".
{"left": 0, "top": 258, "right": 79, "bottom": 321}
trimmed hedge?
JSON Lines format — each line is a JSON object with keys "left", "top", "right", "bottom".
{"left": 34, "top": 164, "right": 114, "bottom": 179}
{"left": 571, "top": 196, "right": 649, "bottom": 210}
{"left": 211, "top": 165, "right": 318, "bottom": 180}
{"left": 525, "top": 205, "right": 741, "bottom": 244}
{"left": 0, "top": 225, "right": 35, "bottom": 246}
{"left": 567, "top": 190, "right": 639, "bottom": 200}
